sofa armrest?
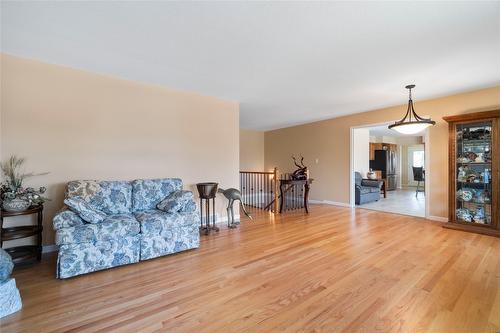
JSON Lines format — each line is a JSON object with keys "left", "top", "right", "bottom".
{"left": 53, "top": 208, "right": 86, "bottom": 230}
{"left": 361, "top": 179, "right": 383, "bottom": 188}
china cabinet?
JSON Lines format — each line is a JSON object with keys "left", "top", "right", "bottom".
{"left": 444, "top": 110, "right": 500, "bottom": 236}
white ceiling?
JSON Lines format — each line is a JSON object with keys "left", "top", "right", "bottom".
{"left": 1, "top": 2, "right": 499, "bottom": 130}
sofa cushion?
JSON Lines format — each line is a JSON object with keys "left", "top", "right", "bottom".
{"left": 64, "top": 197, "right": 107, "bottom": 224}
{"left": 131, "top": 178, "right": 182, "bottom": 211}
{"left": 53, "top": 209, "right": 86, "bottom": 230}
{"left": 359, "top": 187, "right": 372, "bottom": 195}
{"left": 55, "top": 214, "right": 140, "bottom": 245}
{"left": 66, "top": 180, "right": 132, "bottom": 215}
{"left": 157, "top": 190, "right": 196, "bottom": 213}
{"left": 134, "top": 209, "right": 198, "bottom": 237}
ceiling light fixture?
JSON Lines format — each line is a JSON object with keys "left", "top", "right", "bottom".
{"left": 389, "top": 84, "right": 435, "bottom": 135}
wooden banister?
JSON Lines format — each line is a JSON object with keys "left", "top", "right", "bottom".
{"left": 239, "top": 168, "right": 279, "bottom": 213}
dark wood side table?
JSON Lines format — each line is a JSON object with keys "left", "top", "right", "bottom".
{"left": 279, "top": 179, "right": 313, "bottom": 213}
{"left": 379, "top": 179, "right": 387, "bottom": 198}
{"left": 1, "top": 205, "right": 43, "bottom": 265}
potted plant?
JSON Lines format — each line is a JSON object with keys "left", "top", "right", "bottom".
{"left": 0, "top": 156, "right": 48, "bottom": 212}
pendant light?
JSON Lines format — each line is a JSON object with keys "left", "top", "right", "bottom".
{"left": 389, "top": 85, "right": 435, "bottom": 135}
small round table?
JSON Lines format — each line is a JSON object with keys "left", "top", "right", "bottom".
{"left": 0, "top": 205, "right": 43, "bottom": 266}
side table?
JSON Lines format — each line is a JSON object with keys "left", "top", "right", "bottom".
{"left": 0, "top": 205, "right": 43, "bottom": 265}
{"left": 279, "top": 179, "right": 313, "bottom": 213}
{"left": 379, "top": 179, "right": 387, "bottom": 198}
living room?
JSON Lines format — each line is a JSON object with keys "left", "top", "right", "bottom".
{"left": 1, "top": 2, "right": 500, "bottom": 332}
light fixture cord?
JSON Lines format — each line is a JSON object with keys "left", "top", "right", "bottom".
{"left": 408, "top": 87, "right": 413, "bottom": 121}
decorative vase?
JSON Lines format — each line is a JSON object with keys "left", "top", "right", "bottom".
{"left": 367, "top": 169, "right": 377, "bottom": 180}
{"left": 2, "top": 198, "right": 30, "bottom": 212}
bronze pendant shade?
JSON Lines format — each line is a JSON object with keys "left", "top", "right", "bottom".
{"left": 389, "top": 85, "right": 436, "bottom": 134}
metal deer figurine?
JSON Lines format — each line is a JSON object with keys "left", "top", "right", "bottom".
{"left": 218, "top": 188, "right": 252, "bottom": 228}
{"left": 291, "top": 155, "right": 308, "bottom": 180}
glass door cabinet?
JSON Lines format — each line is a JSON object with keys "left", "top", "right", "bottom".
{"left": 444, "top": 110, "right": 500, "bottom": 237}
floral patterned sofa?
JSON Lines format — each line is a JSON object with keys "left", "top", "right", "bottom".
{"left": 53, "top": 178, "right": 199, "bottom": 279}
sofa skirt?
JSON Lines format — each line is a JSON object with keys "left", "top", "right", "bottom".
{"left": 57, "top": 235, "right": 141, "bottom": 279}
{"left": 140, "top": 224, "right": 200, "bottom": 261}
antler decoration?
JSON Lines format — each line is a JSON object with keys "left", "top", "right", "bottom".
{"left": 290, "top": 155, "right": 308, "bottom": 180}
{"left": 292, "top": 155, "right": 302, "bottom": 169}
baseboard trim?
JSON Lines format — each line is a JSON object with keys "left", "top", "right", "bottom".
{"left": 202, "top": 213, "right": 241, "bottom": 224}
{"left": 43, "top": 244, "right": 59, "bottom": 253}
{"left": 427, "top": 215, "right": 448, "bottom": 223}
{"left": 309, "top": 200, "right": 351, "bottom": 208}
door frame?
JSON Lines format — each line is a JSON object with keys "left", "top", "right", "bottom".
{"left": 349, "top": 121, "right": 430, "bottom": 219}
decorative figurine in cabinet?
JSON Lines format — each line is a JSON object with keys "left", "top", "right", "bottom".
{"left": 444, "top": 110, "right": 500, "bottom": 237}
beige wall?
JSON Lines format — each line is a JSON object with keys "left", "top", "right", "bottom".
{"left": 265, "top": 86, "right": 500, "bottom": 218}
{"left": 1, "top": 54, "right": 240, "bottom": 246}
{"left": 239, "top": 129, "right": 265, "bottom": 171}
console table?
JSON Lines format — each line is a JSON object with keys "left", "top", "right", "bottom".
{"left": 279, "top": 179, "right": 313, "bottom": 213}
{"left": 1, "top": 205, "right": 43, "bottom": 265}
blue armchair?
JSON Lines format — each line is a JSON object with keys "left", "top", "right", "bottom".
{"left": 354, "top": 172, "right": 383, "bottom": 205}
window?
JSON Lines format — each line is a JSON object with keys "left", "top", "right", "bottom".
{"left": 412, "top": 150, "right": 425, "bottom": 168}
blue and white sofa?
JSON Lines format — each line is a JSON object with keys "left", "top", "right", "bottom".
{"left": 0, "top": 248, "right": 22, "bottom": 318}
{"left": 53, "top": 178, "right": 199, "bottom": 279}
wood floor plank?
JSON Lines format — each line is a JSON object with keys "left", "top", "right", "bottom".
{"left": 1, "top": 205, "right": 500, "bottom": 332}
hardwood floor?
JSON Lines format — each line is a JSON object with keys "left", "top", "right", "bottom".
{"left": 1, "top": 205, "right": 500, "bottom": 332}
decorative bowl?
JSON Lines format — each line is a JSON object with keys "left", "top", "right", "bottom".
{"left": 2, "top": 198, "right": 31, "bottom": 212}
{"left": 196, "top": 183, "right": 218, "bottom": 199}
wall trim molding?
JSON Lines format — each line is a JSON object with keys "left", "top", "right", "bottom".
{"left": 309, "top": 200, "right": 352, "bottom": 208}
{"left": 42, "top": 244, "right": 59, "bottom": 253}
{"left": 427, "top": 215, "right": 448, "bottom": 223}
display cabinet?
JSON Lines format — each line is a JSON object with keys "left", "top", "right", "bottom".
{"left": 444, "top": 110, "right": 500, "bottom": 236}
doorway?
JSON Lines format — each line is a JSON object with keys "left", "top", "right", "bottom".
{"left": 407, "top": 145, "right": 425, "bottom": 187}
{"left": 350, "top": 122, "right": 429, "bottom": 218}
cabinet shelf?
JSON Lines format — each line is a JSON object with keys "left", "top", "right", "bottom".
{"left": 456, "top": 162, "right": 491, "bottom": 165}
{"left": 1, "top": 205, "right": 44, "bottom": 266}
{"left": 1, "top": 225, "right": 43, "bottom": 241}
{"left": 4, "top": 245, "right": 42, "bottom": 265}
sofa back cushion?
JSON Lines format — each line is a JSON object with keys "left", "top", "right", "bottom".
{"left": 131, "top": 178, "right": 182, "bottom": 211}
{"left": 66, "top": 180, "right": 132, "bottom": 215}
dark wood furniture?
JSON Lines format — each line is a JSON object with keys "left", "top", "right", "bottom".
{"left": 279, "top": 179, "right": 313, "bottom": 213}
{"left": 196, "top": 183, "right": 219, "bottom": 235}
{"left": 444, "top": 110, "right": 500, "bottom": 237}
{"left": 1, "top": 205, "right": 44, "bottom": 265}
{"left": 379, "top": 179, "right": 387, "bottom": 198}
